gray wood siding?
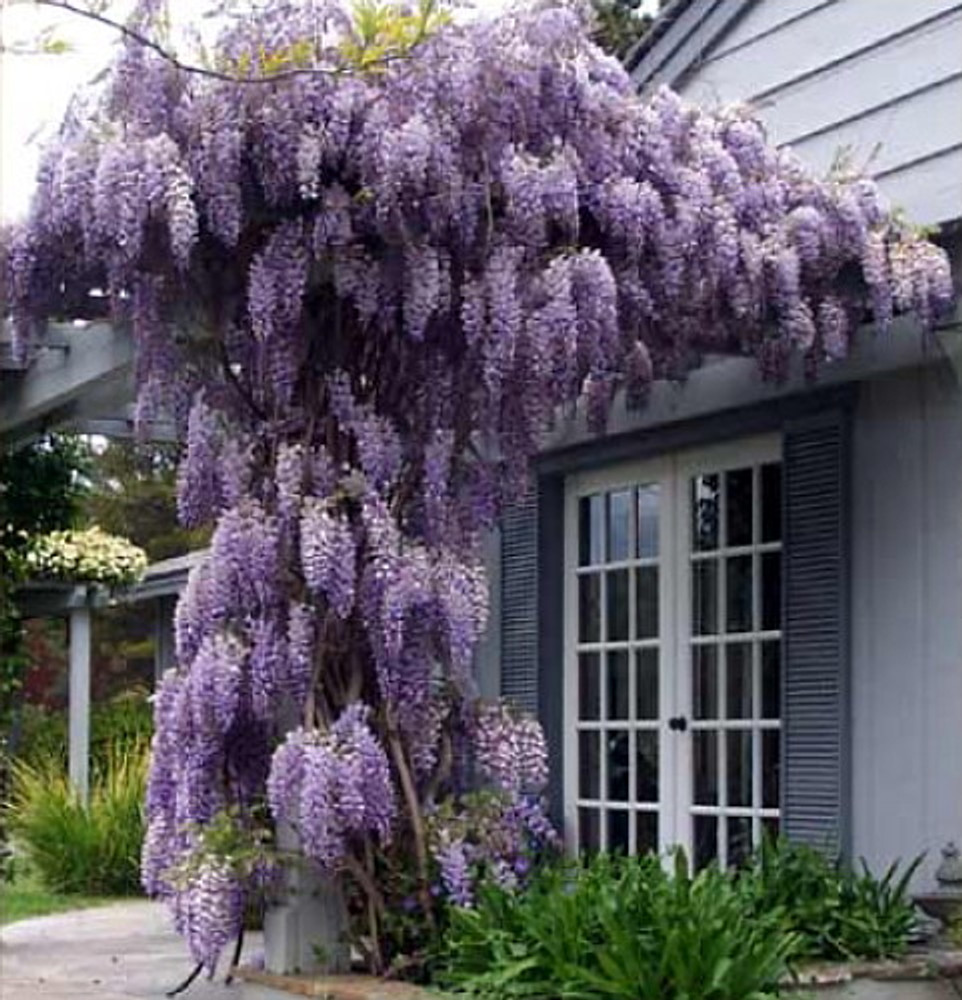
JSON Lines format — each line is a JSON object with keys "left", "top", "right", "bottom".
{"left": 474, "top": 528, "right": 503, "bottom": 701}
{"left": 674, "top": 0, "right": 962, "bottom": 225}
{"left": 851, "top": 361, "right": 962, "bottom": 886}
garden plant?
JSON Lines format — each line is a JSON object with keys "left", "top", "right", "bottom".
{"left": 13, "top": 688, "right": 154, "bottom": 775}
{"left": 7, "top": 737, "right": 149, "bottom": 897}
{"left": 1, "top": 436, "right": 91, "bottom": 881}
{"left": 4, "top": 0, "right": 953, "bottom": 979}
{"left": 435, "top": 842, "right": 922, "bottom": 1000}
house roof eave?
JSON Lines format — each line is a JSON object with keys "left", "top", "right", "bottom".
{"left": 626, "top": 0, "right": 756, "bottom": 92}
{"left": 537, "top": 306, "right": 962, "bottom": 471}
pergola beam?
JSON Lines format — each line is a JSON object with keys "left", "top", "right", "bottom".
{"left": 72, "top": 417, "right": 178, "bottom": 442}
{"left": 0, "top": 321, "right": 134, "bottom": 445}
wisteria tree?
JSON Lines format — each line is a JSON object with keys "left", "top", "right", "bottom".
{"left": 5, "top": 0, "right": 953, "bottom": 978}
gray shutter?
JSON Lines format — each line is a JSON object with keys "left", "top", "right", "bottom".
{"left": 782, "top": 411, "right": 850, "bottom": 857}
{"left": 500, "top": 494, "right": 539, "bottom": 714}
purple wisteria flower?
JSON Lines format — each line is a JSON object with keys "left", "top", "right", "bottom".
{"left": 7, "top": 0, "right": 953, "bottom": 974}
{"left": 266, "top": 704, "right": 396, "bottom": 871}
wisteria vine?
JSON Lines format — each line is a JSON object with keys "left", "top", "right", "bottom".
{"left": 5, "top": 0, "right": 954, "bottom": 976}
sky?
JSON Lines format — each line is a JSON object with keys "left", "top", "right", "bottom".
{"left": 0, "top": 0, "right": 658, "bottom": 223}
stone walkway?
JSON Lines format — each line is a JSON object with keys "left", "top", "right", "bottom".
{"left": 0, "top": 901, "right": 280, "bottom": 1000}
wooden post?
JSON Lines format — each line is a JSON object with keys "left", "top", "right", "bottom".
{"left": 68, "top": 603, "right": 91, "bottom": 803}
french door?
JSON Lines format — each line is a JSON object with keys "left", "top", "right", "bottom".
{"left": 563, "top": 435, "right": 783, "bottom": 868}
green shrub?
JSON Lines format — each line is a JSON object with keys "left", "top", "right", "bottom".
{"left": 15, "top": 688, "right": 153, "bottom": 775}
{"left": 6, "top": 738, "right": 148, "bottom": 896}
{"left": 434, "top": 842, "right": 921, "bottom": 999}
{"left": 436, "top": 852, "right": 800, "bottom": 1000}
{"left": 13, "top": 704, "right": 67, "bottom": 770}
{"left": 742, "top": 837, "right": 920, "bottom": 961}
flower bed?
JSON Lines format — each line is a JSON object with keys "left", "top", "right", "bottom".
{"left": 430, "top": 840, "right": 922, "bottom": 1000}
{"left": 235, "top": 955, "right": 962, "bottom": 1000}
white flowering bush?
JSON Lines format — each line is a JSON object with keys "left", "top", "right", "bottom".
{"left": 25, "top": 526, "right": 148, "bottom": 587}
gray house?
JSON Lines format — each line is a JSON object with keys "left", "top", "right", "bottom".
{"left": 3, "top": 0, "right": 960, "bottom": 897}
{"left": 486, "top": 0, "right": 962, "bottom": 887}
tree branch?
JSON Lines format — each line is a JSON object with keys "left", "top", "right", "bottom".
{"left": 33, "top": 0, "right": 412, "bottom": 86}
{"left": 364, "top": 841, "right": 385, "bottom": 973}
{"left": 342, "top": 848, "right": 387, "bottom": 973}
{"left": 385, "top": 721, "right": 435, "bottom": 925}
{"left": 424, "top": 725, "right": 452, "bottom": 805}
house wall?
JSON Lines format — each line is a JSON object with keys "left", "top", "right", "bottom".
{"left": 663, "top": 0, "right": 962, "bottom": 227}
{"left": 475, "top": 528, "right": 502, "bottom": 701}
{"left": 503, "top": 338, "right": 962, "bottom": 885}
{"left": 850, "top": 359, "right": 962, "bottom": 885}
{"left": 633, "top": 0, "right": 962, "bottom": 877}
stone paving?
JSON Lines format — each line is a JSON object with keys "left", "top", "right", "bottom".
{"left": 6, "top": 902, "right": 961, "bottom": 1000}
{"left": 0, "top": 902, "right": 280, "bottom": 1000}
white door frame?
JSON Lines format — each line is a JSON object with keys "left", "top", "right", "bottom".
{"left": 562, "top": 433, "right": 782, "bottom": 862}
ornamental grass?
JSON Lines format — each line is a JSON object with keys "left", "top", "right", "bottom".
{"left": 6, "top": 738, "right": 148, "bottom": 897}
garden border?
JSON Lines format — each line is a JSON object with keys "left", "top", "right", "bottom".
{"left": 235, "top": 951, "right": 962, "bottom": 999}
{"left": 785, "top": 948, "right": 962, "bottom": 990}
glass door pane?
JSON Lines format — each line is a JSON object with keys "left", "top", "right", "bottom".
{"left": 573, "top": 480, "right": 663, "bottom": 855}
{"left": 688, "top": 460, "right": 782, "bottom": 869}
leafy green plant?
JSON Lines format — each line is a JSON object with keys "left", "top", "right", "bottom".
{"left": 0, "top": 735, "right": 12, "bottom": 882}
{"left": 14, "top": 689, "right": 153, "bottom": 775}
{"left": 6, "top": 738, "right": 148, "bottom": 896}
{"left": 742, "top": 836, "right": 920, "bottom": 960}
{"left": 948, "top": 913, "right": 962, "bottom": 949}
{"left": 835, "top": 858, "right": 921, "bottom": 958}
{"left": 1, "top": 436, "right": 90, "bottom": 727}
{"left": 436, "top": 852, "right": 800, "bottom": 1000}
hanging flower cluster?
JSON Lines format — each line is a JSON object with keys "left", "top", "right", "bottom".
{"left": 24, "top": 526, "right": 148, "bottom": 587}
{"left": 267, "top": 706, "right": 395, "bottom": 870}
{"left": 160, "top": 809, "right": 277, "bottom": 974}
{"left": 475, "top": 701, "right": 550, "bottom": 795}
{"left": 425, "top": 702, "right": 557, "bottom": 908}
{"left": 427, "top": 789, "right": 559, "bottom": 908}
{"left": 5, "top": 0, "right": 953, "bottom": 974}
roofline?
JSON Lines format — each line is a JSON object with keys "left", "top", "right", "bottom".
{"left": 537, "top": 304, "right": 962, "bottom": 466}
{"left": 624, "top": 0, "right": 695, "bottom": 73}
{"left": 125, "top": 549, "right": 207, "bottom": 602}
{"left": 626, "top": 0, "right": 756, "bottom": 92}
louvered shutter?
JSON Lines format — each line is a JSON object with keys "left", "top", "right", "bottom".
{"left": 500, "top": 494, "right": 539, "bottom": 714}
{"left": 782, "top": 411, "right": 851, "bottom": 857}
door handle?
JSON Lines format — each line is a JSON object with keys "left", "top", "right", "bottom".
{"left": 668, "top": 716, "right": 688, "bottom": 732}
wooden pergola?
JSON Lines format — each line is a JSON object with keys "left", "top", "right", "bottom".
{"left": 3, "top": 320, "right": 189, "bottom": 801}
{"left": 14, "top": 554, "right": 199, "bottom": 800}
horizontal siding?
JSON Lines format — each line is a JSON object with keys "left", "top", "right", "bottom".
{"left": 711, "top": 0, "right": 836, "bottom": 55}
{"left": 683, "top": 0, "right": 962, "bottom": 105}
{"left": 766, "top": 12, "right": 962, "bottom": 145}
{"left": 875, "top": 146, "right": 962, "bottom": 229}
{"left": 677, "top": 0, "right": 962, "bottom": 225}
{"left": 788, "top": 75, "right": 962, "bottom": 180}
